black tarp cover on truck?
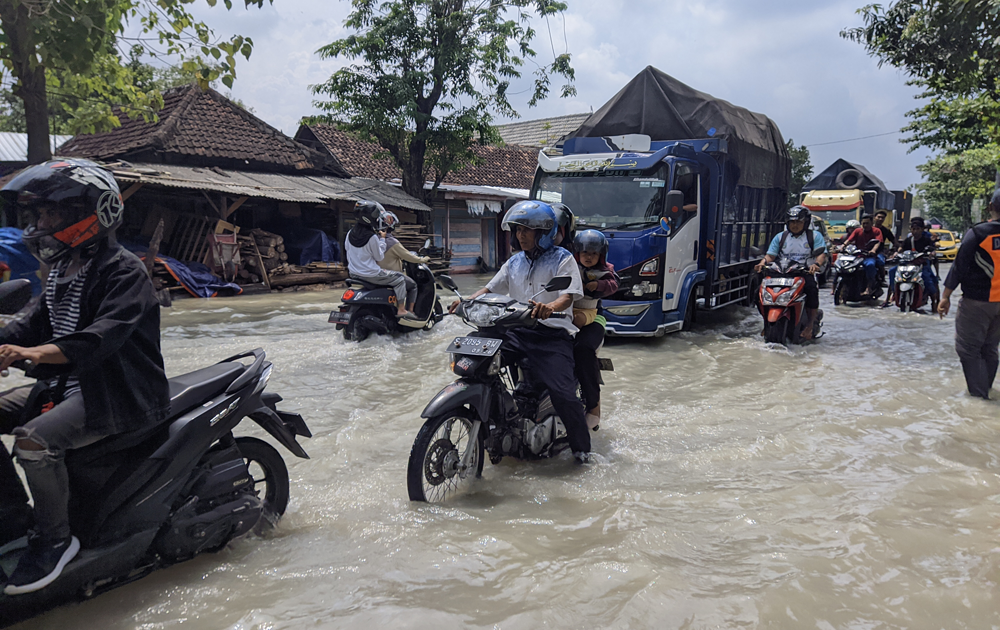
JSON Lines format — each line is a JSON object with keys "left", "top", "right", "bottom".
{"left": 565, "top": 66, "right": 791, "bottom": 191}
{"left": 801, "top": 159, "right": 896, "bottom": 210}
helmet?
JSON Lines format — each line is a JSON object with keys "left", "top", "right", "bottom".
{"left": 354, "top": 200, "right": 390, "bottom": 231}
{"left": 0, "top": 158, "right": 123, "bottom": 264}
{"left": 787, "top": 205, "right": 810, "bottom": 225}
{"left": 384, "top": 211, "right": 400, "bottom": 233}
{"left": 574, "top": 229, "right": 607, "bottom": 254}
{"left": 846, "top": 219, "right": 860, "bottom": 231}
{"left": 501, "top": 200, "right": 557, "bottom": 252}
{"left": 549, "top": 202, "right": 577, "bottom": 247}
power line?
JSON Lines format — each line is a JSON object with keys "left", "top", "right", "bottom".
{"left": 806, "top": 130, "right": 901, "bottom": 147}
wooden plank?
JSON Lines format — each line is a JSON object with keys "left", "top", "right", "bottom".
{"left": 201, "top": 191, "right": 222, "bottom": 216}
{"left": 121, "top": 182, "right": 144, "bottom": 201}
{"left": 224, "top": 196, "right": 249, "bottom": 219}
{"left": 252, "top": 239, "right": 271, "bottom": 290}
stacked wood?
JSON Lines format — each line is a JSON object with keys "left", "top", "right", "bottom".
{"left": 228, "top": 227, "right": 348, "bottom": 289}
{"left": 392, "top": 224, "right": 450, "bottom": 272}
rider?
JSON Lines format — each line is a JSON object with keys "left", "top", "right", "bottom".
{"left": 377, "top": 211, "right": 431, "bottom": 306}
{"left": 346, "top": 200, "right": 415, "bottom": 319}
{"left": 844, "top": 213, "right": 884, "bottom": 297}
{"left": 0, "top": 159, "right": 170, "bottom": 594}
{"left": 550, "top": 202, "right": 577, "bottom": 250}
{"left": 572, "top": 229, "right": 619, "bottom": 431}
{"left": 450, "top": 200, "right": 590, "bottom": 462}
{"left": 755, "top": 205, "right": 827, "bottom": 340}
{"left": 885, "top": 217, "right": 939, "bottom": 309}
{"left": 873, "top": 210, "right": 898, "bottom": 251}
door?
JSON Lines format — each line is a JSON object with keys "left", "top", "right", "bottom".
{"left": 662, "top": 163, "right": 701, "bottom": 312}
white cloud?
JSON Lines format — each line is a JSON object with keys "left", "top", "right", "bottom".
{"left": 178, "top": 0, "right": 931, "bottom": 189}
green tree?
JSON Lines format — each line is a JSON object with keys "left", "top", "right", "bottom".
{"left": 786, "top": 138, "right": 813, "bottom": 207}
{"left": 916, "top": 144, "right": 1000, "bottom": 230}
{"left": 0, "top": 0, "right": 270, "bottom": 164}
{"left": 309, "top": 0, "right": 576, "bottom": 203}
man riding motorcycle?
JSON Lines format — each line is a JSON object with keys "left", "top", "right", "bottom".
{"left": 755, "top": 205, "right": 827, "bottom": 340}
{"left": 885, "top": 216, "right": 939, "bottom": 309}
{"left": 0, "top": 159, "right": 170, "bottom": 594}
{"left": 449, "top": 200, "right": 590, "bottom": 462}
{"left": 843, "top": 214, "right": 884, "bottom": 297}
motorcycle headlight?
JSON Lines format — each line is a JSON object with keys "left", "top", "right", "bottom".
{"left": 760, "top": 290, "right": 775, "bottom": 305}
{"left": 464, "top": 303, "right": 505, "bottom": 326}
{"left": 775, "top": 290, "right": 794, "bottom": 306}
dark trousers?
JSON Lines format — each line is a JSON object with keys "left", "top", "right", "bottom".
{"left": 954, "top": 298, "right": 1000, "bottom": 399}
{"left": 1, "top": 385, "right": 105, "bottom": 540}
{"left": 490, "top": 326, "right": 590, "bottom": 454}
{"left": 574, "top": 322, "right": 605, "bottom": 412}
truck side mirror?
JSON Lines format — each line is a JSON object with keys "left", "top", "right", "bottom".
{"left": 664, "top": 190, "right": 685, "bottom": 217}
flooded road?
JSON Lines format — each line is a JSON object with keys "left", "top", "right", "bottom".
{"left": 13, "top": 270, "right": 1000, "bottom": 629}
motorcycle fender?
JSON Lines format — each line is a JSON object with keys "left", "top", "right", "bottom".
{"left": 766, "top": 308, "right": 785, "bottom": 323}
{"left": 422, "top": 380, "right": 490, "bottom": 421}
{"left": 248, "top": 406, "right": 310, "bottom": 459}
{"left": 899, "top": 282, "right": 913, "bottom": 292}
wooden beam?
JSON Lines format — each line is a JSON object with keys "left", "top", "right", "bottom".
{"left": 200, "top": 191, "right": 222, "bottom": 216}
{"left": 224, "top": 196, "right": 249, "bottom": 219}
{"left": 121, "top": 182, "right": 144, "bottom": 201}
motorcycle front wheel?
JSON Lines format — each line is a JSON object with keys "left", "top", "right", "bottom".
{"left": 236, "top": 437, "right": 290, "bottom": 533}
{"left": 764, "top": 318, "right": 789, "bottom": 344}
{"left": 407, "top": 409, "right": 484, "bottom": 502}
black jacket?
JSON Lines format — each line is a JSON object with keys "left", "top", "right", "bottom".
{"left": 0, "top": 243, "right": 170, "bottom": 434}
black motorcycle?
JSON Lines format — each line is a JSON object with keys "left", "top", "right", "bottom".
{"left": 833, "top": 242, "right": 884, "bottom": 305}
{"left": 329, "top": 261, "right": 443, "bottom": 341}
{"left": 0, "top": 280, "right": 311, "bottom": 627}
{"left": 406, "top": 275, "right": 609, "bottom": 503}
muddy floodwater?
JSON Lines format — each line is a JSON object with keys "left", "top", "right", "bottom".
{"left": 10, "top": 269, "right": 1000, "bottom": 629}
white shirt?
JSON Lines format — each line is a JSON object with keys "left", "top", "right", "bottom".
{"left": 486, "top": 247, "right": 584, "bottom": 335}
{"left": 346, "top": 231, "right": 386, "bottom": 276}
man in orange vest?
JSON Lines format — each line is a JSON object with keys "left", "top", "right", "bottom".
{"left": 938, "top": 189, "right": 1000, "bottom": 398}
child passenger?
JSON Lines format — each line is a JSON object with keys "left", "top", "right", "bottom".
{"left": 572, "top": 229, "right": 619, "bottom": 430}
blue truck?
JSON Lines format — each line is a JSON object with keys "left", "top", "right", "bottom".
{"left": 528, "top": 67, "right": 791, "bottom": 336}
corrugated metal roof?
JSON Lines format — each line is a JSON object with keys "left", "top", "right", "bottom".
{"left": 0, "top": 132, "right": 75, "bottom": 163}
{"left": 109, "top": 162, "right": 430, "bottom": 212}
{"left": 494, "top": 114, "right": 591, "bottom": 148}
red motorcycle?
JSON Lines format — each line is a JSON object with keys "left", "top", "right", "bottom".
{"left": 757, "top": 259, "right": 823, "bottom": 345}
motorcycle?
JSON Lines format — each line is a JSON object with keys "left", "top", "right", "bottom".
{"left": 406, "top": 275, "right": 609, "bottom": 503}
{"left": 757, "top": 259, "right": 823, "bottom": 345}
{"left": 891, "top": 250, "right": 934, "bottom": 312}
{"left": 329, "top": 261, "right": 444, "bottom": 341}
{"left": 0, "top": 280, "right": 311, "bottom": 627}
{"left": 832, "top": 243, "right": 883, "bottom": 305}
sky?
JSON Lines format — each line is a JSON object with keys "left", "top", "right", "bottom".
{"left": 179, "top": 0, "right": 933, "bottom": 191}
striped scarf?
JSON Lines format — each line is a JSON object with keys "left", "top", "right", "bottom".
{"left": 45, "top": 258, "right": 93, "bottom": 337}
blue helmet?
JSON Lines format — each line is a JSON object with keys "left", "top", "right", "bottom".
{"left": 501, "top": 200, "right": 558, "bottom": 252}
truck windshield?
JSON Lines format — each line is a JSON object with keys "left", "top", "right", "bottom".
{"left": 533, "top": 166, "right": 669, "bottom": 230}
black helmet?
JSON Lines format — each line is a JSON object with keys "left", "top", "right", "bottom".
{"left": 354, "top": 200, "right": 389, "bottom": 231}
{"left": 549, "top": 202, "right": 577, "bottom": 247}
{"left": 0, "top": 158, "right": 123, "bottom": 264}
{"left": 787, "top": 205, "right": 810, "bottom": 225}
{"left": 574, "top": 229, "right": 607, "bottom": 255}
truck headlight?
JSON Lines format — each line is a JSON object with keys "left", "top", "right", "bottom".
{"left": 639, "top": 258, "right": 659, "bottom": 276}
{"left": 606, "top": 303, "right": 651, "bottom": 317}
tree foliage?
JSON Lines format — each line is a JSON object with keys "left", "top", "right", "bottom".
{"left": 916, "top": 144, "right": 1000, "bottom": 230}
{"left": 309, "top": 0, "right": 576, "bottom": 203}
{"left": 0, "top": 0, "right": 270, "bottom": 163}
{"left": 786, "top": 138, "right": 813, "bottom": 207}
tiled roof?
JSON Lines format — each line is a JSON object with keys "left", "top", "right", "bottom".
{"left": 60, "top": 85, "right": 347, "bottom": 177}
{"left": 298, "top": 125, "right": 539, "bottom": 190}
{"left": 493, "top": 113, "right": 591, "bottom": 148}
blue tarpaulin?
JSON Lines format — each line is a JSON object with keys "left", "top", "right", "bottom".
{"left": 277, "top": 226, "right": 340, "bottom": 266}
{"left": 124, "top": 243, "right": 242, "bottom": 298}
{"left": 0, "top": 227, "right": 41, "bottom": 294}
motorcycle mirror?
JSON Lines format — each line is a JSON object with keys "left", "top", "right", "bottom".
{"left": 544, "top": 276, "right": 572, "bottom": 292}
{"left": 0, "top": 279, "right": 32, "bottom": 315}
{"left": 437, "top": 274, "right": 459, "bottom": 292}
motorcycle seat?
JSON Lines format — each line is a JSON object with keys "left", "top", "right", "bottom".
{"left": 345, "top": 277, "right": 381, "bottom": 290}
{"left": 167, "top": 362, "right": 246, "bottom": 418}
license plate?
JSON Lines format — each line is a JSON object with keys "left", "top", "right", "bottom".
{"left": 445, "top": 336, "right": 502, "bottom": 357}
{"left": 328, "top": 310, "right": 351, "bottom": 324}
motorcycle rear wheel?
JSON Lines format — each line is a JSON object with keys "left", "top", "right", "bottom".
{"left": 236, "top": 437, "right": 290, "bottom": 533}
{"left": 407, "top": 409, "right": 484, "bottom": 503}
{"left": 764, "top": 318, "right": 789, "bottom": 344}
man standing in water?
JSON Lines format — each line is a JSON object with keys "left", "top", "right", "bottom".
{"left": 938, "top": 189, "right": 1000, "bottom": 399}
